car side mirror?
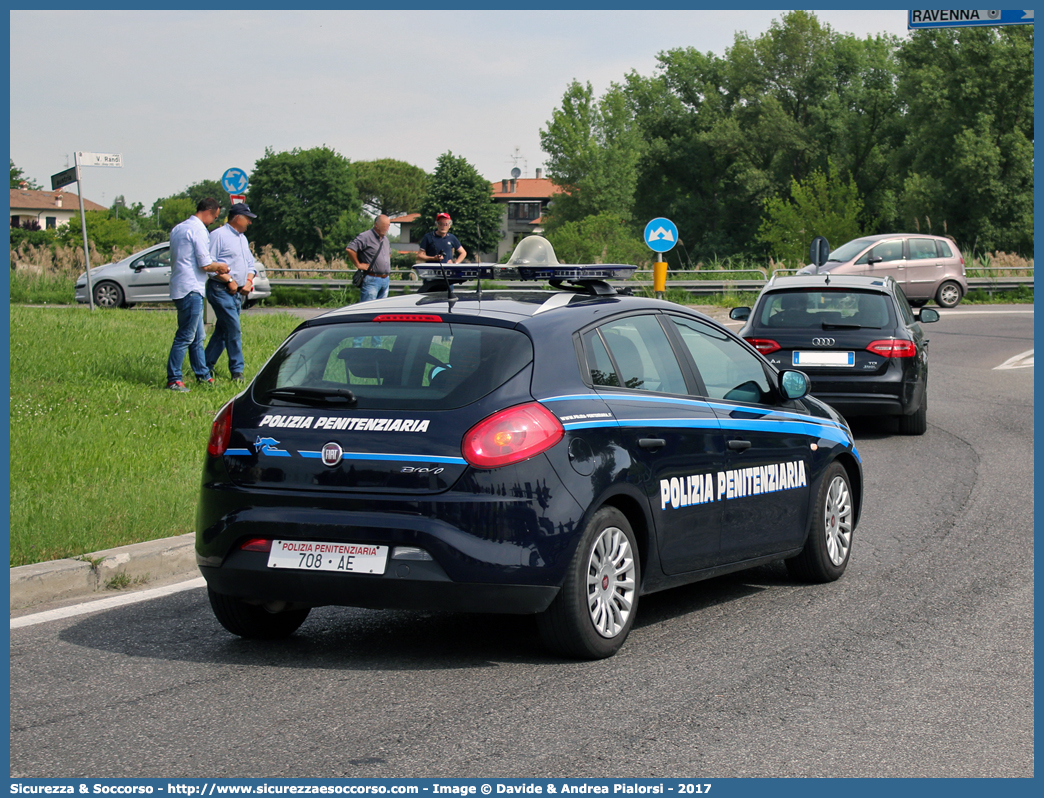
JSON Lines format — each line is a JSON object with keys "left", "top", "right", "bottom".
{"left": 730, "top": 307, "right": 750, "bottom": 321}
{"left": 917, "top": 308, "right": 940, "bottom": 323}
{"left": 867, "top": 256, "right": 883, "bottom": 266}
{"left": 779, "top": 370, "right": 810, "bottom": 400}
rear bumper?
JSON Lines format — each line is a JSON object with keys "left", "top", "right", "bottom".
{"left": 200, "top": 553, "right": 559, "bottom": 614}
{"left": 196, "top": 455, "right": 587, "bottom": 615}
{"left": 813, "top": 393, "right": 905, "bottom": 417}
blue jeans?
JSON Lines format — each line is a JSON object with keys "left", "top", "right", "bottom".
{"left": 360, "top": 273, "right": 390, "bottom": 302}
{"left": 356, "top": 274, "right": 391, "bottom": 347}
{"left": 167, "top": 292, "right": 208, "bottom": 383}
{"left": 205, "top": 280, "right": 245, "bottom": 376}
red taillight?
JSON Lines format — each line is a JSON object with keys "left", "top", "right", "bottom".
{"left": 240, "top": 538, "right": 272, "bottom": 552}
{"left": 207, "top": 401, "right": 234, "bottom": 456}
{"left": 462, "top": 402, "right": 565, "bottom": 469}
{"left": 745, "top": 337, "right": 781, "bottom": 355}
{"left": 372, "top": 314, "right": 443, "bottom": 322}
{"left": 867, "top": 339, "right": 917, "bottom": 358}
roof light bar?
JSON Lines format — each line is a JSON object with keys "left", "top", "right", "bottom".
{"left": 414, "top": 237, "right": 637, "bottom": 283}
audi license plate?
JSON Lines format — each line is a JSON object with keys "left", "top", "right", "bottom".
{"left": 268, "top": 540, "right": 388, "bottom": 574}
{"left": 793, "top": 351, "right": 855, "bottom": 367}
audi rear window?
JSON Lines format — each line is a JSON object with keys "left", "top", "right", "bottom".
{"left": 757, "top": 290, "right": 894, "bottom": 329}
{"left": 253, "top": 322, "right": 533, "bottom": 411}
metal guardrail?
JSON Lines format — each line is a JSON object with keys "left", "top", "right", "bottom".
{"left": 266, "top": 266, "right": 1032, "bottom": 297}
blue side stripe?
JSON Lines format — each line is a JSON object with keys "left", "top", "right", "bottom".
{"left": 540, "top": 392, "right": 849, "bottom": 433}
{"left": 225, "top": 448, "right": 252, "bottom": 456}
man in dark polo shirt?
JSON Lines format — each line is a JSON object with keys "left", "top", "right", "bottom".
{"left": 417, "top": 212, "right": 467, "bottom": 265}
{"left": 346, "top": 214, "right": 392, "bottom": 302}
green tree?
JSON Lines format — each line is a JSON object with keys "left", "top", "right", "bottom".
{"left": 416, "top": 152, "right": 502, "bottom": 257}
{"left": 353, "top": 159, "right": 428, "bottom": 217}
{"left": 10, "top": 159, "right": 41, "bottom": 189}
{"left": 895, "top": 26, "right": 1033, "bottom": 253}
{"left": 540, "top": 80, "right": 645, "bottom": 229}
{"left": 624, "top": 11, "right": 903, "bottom": 257}
{"left": 183, "top": 179, "right": 230, "bottom": 212}
{"left": 56, "top": 210, "right": 147, "bottom": 254}
{"left": 758, "top": 162, "right": 865, "bottom": 266}
{"left": 545, "top": 212, "right": 650, "bottom": 266}
{"left": 246, "top": 146, "right": 365, "bottom": 260}
{"left": 150, "top": 198, "right": 197, "bottom": 234}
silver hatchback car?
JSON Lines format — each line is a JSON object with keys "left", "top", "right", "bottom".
{"left": 75, "top": 242, "right": 272, "bottom": 308}
{"left": 798, "top": 233, "right": 968, "bottom": 307}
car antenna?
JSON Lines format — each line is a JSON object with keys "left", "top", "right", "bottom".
{"left": 439, "top": 258, "right": 457, "bottom": 311}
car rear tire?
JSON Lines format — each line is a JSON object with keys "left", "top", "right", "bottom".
{"left": 537, "top": 506, "right": 640, "bottom": 660}
{"left": 785, "top": 462, "right": 853, "bottom": 583}
{"left": 898, "top": 394, "right": 928, "bottom": 436}
{"left": 93, "top": 281, "right": 125, "bottom": 308}
{"left": 935, "top": 281, "right": 962, "bottom": 308}
{"left": 208, "top": 587, "right": 310, "bottom": 639}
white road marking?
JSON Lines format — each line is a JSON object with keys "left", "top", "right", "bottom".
{"left": 994, "top": 349, "right": 1034, "bottom": 370}
{"left": 10, "top": 577, "right": 206, "bottom": 630}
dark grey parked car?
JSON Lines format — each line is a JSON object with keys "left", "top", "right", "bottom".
{"left": 75, "top": 242, "right": 272, "bottom": 308}
{"left": 797, "top": 233, "right": 968, "bottom": 308}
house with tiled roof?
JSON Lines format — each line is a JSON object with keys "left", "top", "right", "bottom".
{"left": 490, "top": 170, "right": 561, "bottom": 260}
{"left": 10, "top": 187, "right": 106, "bottom": 230}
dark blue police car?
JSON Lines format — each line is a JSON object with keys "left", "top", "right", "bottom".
{"left": 197, "top": 238, "right": 863, "bottom": 659}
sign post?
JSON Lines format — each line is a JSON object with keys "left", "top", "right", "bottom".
{"left": 644, "top": 217, "right": 679, "bottom": 299}
{"left": 64, "top": 152, "right": 123, "bottom": 310}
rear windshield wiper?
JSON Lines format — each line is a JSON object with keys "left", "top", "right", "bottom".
{"left": 821, "top": 322, "right": 865, "bottom": 330}
{"left": 265, "top": 387, "right": 358, "bottom": 407}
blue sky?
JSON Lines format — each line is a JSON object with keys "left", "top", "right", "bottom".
{"left": 10, "top": 9, "right": 912, "bottom": 210}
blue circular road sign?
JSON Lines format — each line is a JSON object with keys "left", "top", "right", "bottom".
{"left": 221, "top": 167, "right": 249, "bottom": 195}
{"left": 644, "top": 217, "right": 679, "bottom": 253}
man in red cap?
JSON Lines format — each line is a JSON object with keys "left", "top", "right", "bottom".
{"left": 417, "top": 212, "right": 467, "bottom": 265}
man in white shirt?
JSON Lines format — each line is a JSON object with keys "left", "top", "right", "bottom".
{"left": 166, "top": 198, "right": 228, "bottom": 391}
{"left": 205, "top": 203, "right": 258, "bottom": 382}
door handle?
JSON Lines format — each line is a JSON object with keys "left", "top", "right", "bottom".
{"left": 638, "top": 438, "right": 666, "bottom": 450}
{"left": 727, "top": 439, "right": 751, "bottom": 452}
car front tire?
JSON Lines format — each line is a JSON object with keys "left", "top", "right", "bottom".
{"left": 93, "top": 281, "right": 125, "bottom": 308}
{"left": 537, "top": 506, "right": 640, "bottom": 660}
{"left": 208, "top": 587, "right": 310, "bottom": 639}
{"left": 936, "top": 281, "right": 963, "bottom": 308}
{"left": 786, "top": 462, "right": 853, "bottom": 583}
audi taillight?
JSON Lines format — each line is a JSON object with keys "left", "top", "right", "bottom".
{"left": 462, "top": 402, "right": 565, "bottom": 469}
{"left": 745, "top": 338, "right": 781, "bottom": 355}
{"left": 207, "top": 401, "right": 234, "bottom": 456}
{"left": 867, "top": 339, "right": 917, "bottom": 358}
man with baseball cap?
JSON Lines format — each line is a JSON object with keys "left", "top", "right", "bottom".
{"left": 204, "top": 202, "right": 258, "bottom": 382}
{"left": 417, "top": 212, "right": 467, "bottom": 265}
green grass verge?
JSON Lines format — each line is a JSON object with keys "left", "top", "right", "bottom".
{"left": 9, "top": 306, "right": 302, "bottom": 566}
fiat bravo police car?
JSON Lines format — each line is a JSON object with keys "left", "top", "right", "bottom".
{"left": 196, "top": 237, "right": 863, "bottom": 659}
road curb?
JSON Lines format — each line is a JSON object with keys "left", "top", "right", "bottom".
{"left": 10, "top": 534, "right": 197, "bottom": 611}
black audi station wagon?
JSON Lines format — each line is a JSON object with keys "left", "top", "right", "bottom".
{"left": 197, "top": 238, "right": 863, "bottom": 659}
{"left": 731, "top": 274, "right": 939, "bottom": 435}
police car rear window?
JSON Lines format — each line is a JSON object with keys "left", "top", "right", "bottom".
{"left": 253, "top": 322, "right": 533, "bottom": 411}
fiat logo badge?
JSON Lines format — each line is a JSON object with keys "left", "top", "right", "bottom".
{"left": 321, "top": 442, "right": 343, "bottom": 467}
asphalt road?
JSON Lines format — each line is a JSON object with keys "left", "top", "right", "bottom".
{"left": 9, "top": 307, "right": 1034, "bottom": 779}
